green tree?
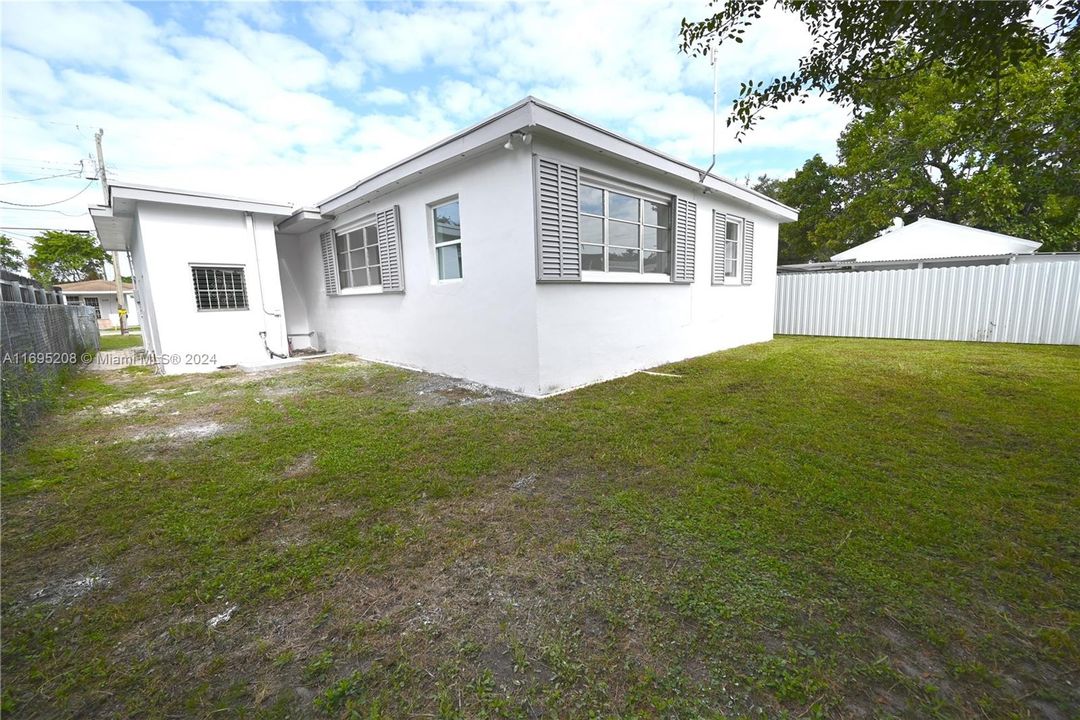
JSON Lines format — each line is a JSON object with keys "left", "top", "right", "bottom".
{"left": 754, "top": 155, "right": 842, "bottom": 263}
{"left": 756, "top": 53, "right": 1080, "bottom": 261}
{"left": 27, "top": 231, "right": 109, "bottom": 285}
{"left": 0, "top": 234, "right": 25, "bottom": 273}
{"left": 680, "top": 0, "right": 1079, "bottom": 139}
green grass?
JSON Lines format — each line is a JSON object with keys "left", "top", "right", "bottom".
{"left": 2, "top": 337, "right": 1077, "bottom": 718}
{"left": 97, "top": 333, "right": 143, "bottom": 351}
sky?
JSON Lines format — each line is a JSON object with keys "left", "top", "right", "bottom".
{"left": 0, "top": 0, "right": 852, "bottom": 260}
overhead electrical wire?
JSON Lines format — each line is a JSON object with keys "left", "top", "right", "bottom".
{"left": 0, "top": 180, "right": 95, "bottom": 207}
{"left": 0, "top": 170, "right": 83, "bottom": 186}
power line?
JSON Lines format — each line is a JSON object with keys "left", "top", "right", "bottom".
{"left": 0, "top": 180, "right": 95, "bottom": 207}
{"left": 0, "top": 207, "right": 90, "bottom": 217}
{"left": 0, "top": 170, "right": 83, "bottom": 186}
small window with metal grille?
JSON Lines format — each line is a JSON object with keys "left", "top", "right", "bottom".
{"left": 83, "top": 296, "right": 101, "bottom": 318}
{"left": 191, "top": 266, "right": 249, "bottom": 311}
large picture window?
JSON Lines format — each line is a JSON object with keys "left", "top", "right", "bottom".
{"left": 579, "top": 183, "right": 671, "bottom": 275}
{"left": 191, "top": 266, "right": 248, "bottom": 311}
{"left": 336, "top": 223, "right": 381, "bottom": 289}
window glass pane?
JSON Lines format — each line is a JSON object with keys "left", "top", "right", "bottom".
{"left": 727, "top": 222, "right": 740, "bottom": 242}
{"left": 608, "top": 247, "right": 639, "bottom": 273}
{"left": 581, "top": 243, "right": 604, "bottom": 271}
{"left": 352, "top": 270, "right": 370, "bottom": 287}
{"left": 580, "top": 185, "right": 603, "bottom": 215}
{"left": 644, "top": 227, "right": 670, "bottom": 251}
{"left": 434, "top": 202, "right": 461, "bottom": 244}
{"left": 366, "top": 245, "right": 381, "bottom": 267}
{"left": 365, "top": 225, "right": 378, "bottom": 247}
{"left": 643, "top": 201, "right": 671, "bottom": 227}
{"left": 581, "top": 215, "right": 603, "bottom": 244}
{"left": 339, "top": 270, "right": 352, "bottom": 288}
{"left": 609, "top": 219, "right": 639, "bottom": 248}
{"left": 727, "top": 239, "right": 739, "bottom": 260}
{"left": 349, "top": 249, "right": 366, "bottom": 270}
{"left": 643, "top": 251, "right": 670, "bottom": 274}
{"left": 437, "top": 243, "right": 462, "bottom": 280}
{"left": 609, "top": 192, "right": 639, "bottom": 221}
{"left": 335, "top": 234, "right": 348, "bottom": 254}
{"left": 370, "top": 265, "right": 382, "bottom": 286}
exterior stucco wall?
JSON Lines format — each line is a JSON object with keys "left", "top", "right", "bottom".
{"left": 531, "top": 136, "right": 780, "bottom": 395}
{"left": 281, "top": 147, "right": 542, "bottom": 394}
{"left": 133, "top": 202, "right": 287, "bottom": 373}
{"left": 129, "top": 215, "right": 163, "bottom": 357}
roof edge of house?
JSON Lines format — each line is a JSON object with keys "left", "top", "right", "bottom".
{"left": 316, "top": 96, "right": 798, "bottom": 221}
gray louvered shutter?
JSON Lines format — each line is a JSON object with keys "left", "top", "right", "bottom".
{"left": 320, "top": 230, "right": 338, "bottom": 295}
{"left": 672, "top": 197, "right": 697, "bottom": 284}
{"left": 742, "top": 219, "right": 754, "bottom": 285}
{"left": 375, "top": 205, "right": 405, "bottom": 292}
{"left": 711, "top": 210, "right": 727, "bottom": 285}
{"left": 535, "top": 157, "right": 581, "bottom": 281}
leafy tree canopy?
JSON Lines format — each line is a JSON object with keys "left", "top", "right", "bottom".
{"left": 0, "top": 234, "right": 25, "bottom": 273}
{"left": 681, "top": 0, "right": 1079, "bottom": 139}
{"left": 756, "top": 52, "right": 1080, "bottom": 262}
{"left": 27, "top": 231, "right": 109, "bottom": 286}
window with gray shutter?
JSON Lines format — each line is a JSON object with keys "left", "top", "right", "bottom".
{"left": 711, "top": 210, "right": 727, "bottom": 285}
{"left": 671, "top": 197, "right": 696, "bottom": 283}
{"left": 375, "top": 206, "right": 405, "bottom": 292}
{"left": 535, "top": 156, "right": 581, "bottom": 281}
{"left": 320, "top": 230, "right": 338, "bottom": 295}
{"left": 742, "top": 220, "right": 755, "bottom": 285}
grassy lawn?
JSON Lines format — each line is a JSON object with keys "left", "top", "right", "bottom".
{"left": 2, "top": 337, "right": 1077, "bottom": 718}
{"left": 97, "top": 333, "right": 143, "bottom": 352}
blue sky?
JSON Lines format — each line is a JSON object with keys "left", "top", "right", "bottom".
{"left": 0, "top": 1, "right": 851, "bottom": 253}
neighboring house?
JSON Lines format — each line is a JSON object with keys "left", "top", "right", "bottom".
{"left": 59, "top": 280, "right": 140, "bottom": 330}
{"left": 89, "top": 97, "right": 797, "bottom": 396}
{"left": 830, "top": 218, "right": 1041, "bottom": 263}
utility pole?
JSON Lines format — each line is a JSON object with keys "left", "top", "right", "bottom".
{"left": 95, "top": 128, "right": 127, "bottom": 335}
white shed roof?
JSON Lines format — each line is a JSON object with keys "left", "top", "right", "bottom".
{"left": 831, "top": 218, "right": 1041, "bottom": 262}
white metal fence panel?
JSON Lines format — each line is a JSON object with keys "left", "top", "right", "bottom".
{"left": 775, "top": 260, "right": 1080, "bottom": 345}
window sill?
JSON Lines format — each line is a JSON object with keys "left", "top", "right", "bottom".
{"left": 338, "top": 285, "right": 384, "bottom": 296}
{"left": 580, "top": 271, "right": 674, "bottom": 284}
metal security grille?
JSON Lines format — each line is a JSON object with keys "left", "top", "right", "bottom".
{"left": 191, "top": 266, "right": 248, "bottom": 311}
{"left": 83, "top": 297, "right": 101, "bottom": 318}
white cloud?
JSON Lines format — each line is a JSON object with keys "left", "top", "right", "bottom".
{"left": 0, "top": 0, "right": 850, "bottom": 238}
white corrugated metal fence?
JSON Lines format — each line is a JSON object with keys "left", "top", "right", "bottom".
{"left": 775, "top": 259, "right": 1080, "bottom": 345}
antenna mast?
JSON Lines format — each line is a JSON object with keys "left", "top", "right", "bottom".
{"left": 699, "top": 43, "right": 719, "bottom": 183}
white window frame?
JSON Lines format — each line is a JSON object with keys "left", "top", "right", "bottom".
{"left": 724, "top": 216, "right": 744, "bottom": 285}
{"left": 83, "top": 296, "right": 101, "bottom": 319}
{"left": 577, "top": 174, "right": 672, "bottom": 280}
{"left": 333, "top": 216, "right": 384, "bottom": 295}
{"left": 431, "top": 197, "right": 463, "bottom": 283}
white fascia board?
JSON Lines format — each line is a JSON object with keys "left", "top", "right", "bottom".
{"left": 276, "top": 207, "right": 334, "bottom": 235}
{"left": 318, "top": 97, "right": 798, "bottom": 222}
{"left": 110, "top": 183, "right": 294, "bottom": 217}
{"left": 529, "top": 103, "right": 798, "bottom": 221}
{"left": 61, "top": 290, "right": 135, "bottom": 296}
{"left": 319, "top": 101, "right": 536, "bottom": 214}
{"left": 90, "top": 206, "right": 133, "bottom": 251}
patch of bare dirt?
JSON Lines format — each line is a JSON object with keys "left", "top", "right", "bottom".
{"left": 409, "top": 375, "right": 528, "bottom": 410}
{"left": 27, "top": 570, "right": 111, "bottom": 607}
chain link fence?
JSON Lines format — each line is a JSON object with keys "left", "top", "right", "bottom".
{"left": 1, "top": 302, "right": 100, "bottom": 450}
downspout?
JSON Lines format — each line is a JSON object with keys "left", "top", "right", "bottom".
{"left": 246, "top": 212, "right": 288, "bottom": 359}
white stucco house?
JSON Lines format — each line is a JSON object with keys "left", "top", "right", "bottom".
{"left": 88, "top": 97, "right": 796, "bottom": 396}
{"left": 59, "top": 279, "right": 140, "bottom": 330}
{"left": 831, "top": 218, "right": 1041, "bottom": 263}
